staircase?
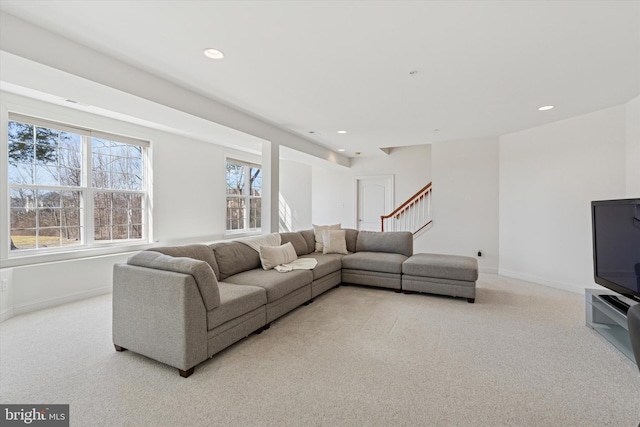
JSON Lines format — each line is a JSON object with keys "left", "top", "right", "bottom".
{"left": 381, "top": 182, "right": 432, "bottom": 236}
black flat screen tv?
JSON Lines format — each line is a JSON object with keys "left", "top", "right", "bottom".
{"left": 591, "top": 198, "right": 640, "bottom": 303}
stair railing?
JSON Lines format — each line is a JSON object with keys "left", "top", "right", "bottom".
{"left": 381, "top": 182, "right": 432, "bottom": 234}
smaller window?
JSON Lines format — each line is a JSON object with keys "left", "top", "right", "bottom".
{"left": 226, "top": 159, "right": 262, "bottom": 232}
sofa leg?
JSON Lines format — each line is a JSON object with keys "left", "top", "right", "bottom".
{"left": 254, "top": 322, "right": 272, "bottom": 335}
{"left": 303, "top": 299, "right": 314, "bottom": 306}
{"left": 179, "top": 367, "right": 194, "bottom": 378}
{"left": 467, "top": 298, "right": 475, "bottom": 304}
{"left": 394, "top": 289, "right": 402, "bottom": 293}
{"left": 114, "top": 345, "right": 127, "bottom": 352}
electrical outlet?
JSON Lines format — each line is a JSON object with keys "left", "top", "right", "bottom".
{"left": 1, "top": 279, "right": 8, "bottom": 292}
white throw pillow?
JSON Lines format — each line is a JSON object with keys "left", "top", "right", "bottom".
{"left": 313, "top": 223, "right": 341, "bottom": 252}
{"left": 322, "top": 229, "right": 348, "bottom": 255}
{"left": 259, "top": 242, "right": 298, "bottom": 270}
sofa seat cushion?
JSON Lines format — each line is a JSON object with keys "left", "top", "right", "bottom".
{"left": 223, "top": 269, "right": 313, "bottom": 303}
{"left": 207, "top": 282, "right": 267, "bottom": 330}
{"left": 300, "top": 253, "right": 343, "bottom": 280}
{"left": 403, "top": 253, "right": 479, "bottom": 282}
{"left": 341, "top": 252, "right": 408, "bottom": 274}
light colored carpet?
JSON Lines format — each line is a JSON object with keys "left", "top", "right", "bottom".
{"left": 1, "top": 274, "right": 639, "bottom": 426}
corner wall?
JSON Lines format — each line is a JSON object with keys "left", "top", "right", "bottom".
{"left": 311, "top": 145, "right": 431, "bottom": 228}
{"left": 279, "top": 159, "right": 313, "bottom": 231}
{"left": 413, "top": 138, "right": 499, "bottom": 273}
{"left": 498, "top": 105, "right": 627, "bottom": 293}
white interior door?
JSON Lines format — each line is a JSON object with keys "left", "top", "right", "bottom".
{"left": 357, "top": 176, "right": 393, "bottom": 231}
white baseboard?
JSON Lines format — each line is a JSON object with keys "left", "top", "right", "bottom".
{"left": 11, "top": 286, "right": 112, "bottom": 318}
{"left": 0, "top": 307, "right": 15, "bottom": 323}
{"left": 479, "top": 267, "right": 498, "bottom": 275}
{"left": 498, "top": 269, "right": 585, "bottom": 294}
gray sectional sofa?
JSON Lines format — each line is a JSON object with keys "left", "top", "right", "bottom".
{"left": 112, "top": 229, "right": 477, "bottom": 377}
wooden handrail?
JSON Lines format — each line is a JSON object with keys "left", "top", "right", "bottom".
{"left": 380, "top": 182, "right": 433, "bottom": 233}
{"left": 381, "top": 182, "right": 432, "bottom": 220}
{"left": 413, "top": 220, "right": 433, "bottom": 235}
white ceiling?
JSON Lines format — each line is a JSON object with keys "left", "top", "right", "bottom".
{"left": 0, "top": 0, "right": 638, "bottom": 157}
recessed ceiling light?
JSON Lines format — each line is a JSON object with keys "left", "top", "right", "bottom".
{"left": 538, "top": 105, "right": 554, "bottom": 111}
{"left": 338, "top": 148, "right": 346, "bottom": 152}
{"left": 203, "top": 48, "right": 225, "bottom": 59}
{"left": 337, "top": 130, "right": 347, "bottom": 134}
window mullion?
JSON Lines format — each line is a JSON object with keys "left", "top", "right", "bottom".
{"left": 31, "top": 126, "right": 36, "bottom": 185}
{"left": 244, "top": 166, "right": 250, "bottom": 230}
{"left": 109, "top": 193, "right": 113, "bottom": 241}
{"left": 35, "top": 189, "right": 40, "bottom": 249}
{"left": 84, "top": 136, "right": 93, "bottom": 247}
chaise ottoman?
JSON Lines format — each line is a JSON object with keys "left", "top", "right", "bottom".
{"left": 402, "top": 253, "right": 478, "bottom": 303}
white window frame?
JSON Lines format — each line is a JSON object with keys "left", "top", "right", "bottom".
{"left": 5, "top": 113, "right": 151, "bottom": 258}
{"left": 225, "top": 157, "right": 262, "bottom": 236}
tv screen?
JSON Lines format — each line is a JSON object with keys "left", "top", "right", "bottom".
{"left": 591, "top": 198, "right": 640, "bottom": 303}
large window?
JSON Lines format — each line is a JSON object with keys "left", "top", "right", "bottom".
{"left": 226, "top": 158, "right": 261, "bottom": 232}
{"left": 7, "top": 114, "right": 149, "bottom": 253}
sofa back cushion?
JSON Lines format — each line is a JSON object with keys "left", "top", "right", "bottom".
{"left": 280, "top": 232, "right": 312, "bottom": 256}
{"left": 149, "top": 244, "right": 220, "bottom": 280}
{"left": 343, "top": 228, "right": 358, "bottom": 253}
{"left": 210, "top": 241, "right": 261, "bottom": 280}
{"left": 299, "top": 229, "right": 316, "bottom": 254}
{"left": 128, "top": 251, "right": 221, "bottom": 310}
{"left": 356, "top": 231, "right": 413, "bottom": 257}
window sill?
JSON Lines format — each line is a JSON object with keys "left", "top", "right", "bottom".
{"left": 1, "top": 242, "right": 154, "bottom": 268}
{"left": 224, "top": 229, "right": 262, "bottom": 239}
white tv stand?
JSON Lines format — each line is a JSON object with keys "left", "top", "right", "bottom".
{"left": 585, "top": 288, "right": 637, "bottom": 363}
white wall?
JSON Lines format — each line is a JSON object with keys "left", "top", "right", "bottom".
{"left": 279, "top": 159, "right": 313, "bottom": 231}
{"left": 626, "top": 95, "right": 640, "bottom": 197}
{"left": 414, "top": 138, "right": 499, "bottom": 273}
{"left": 311, "top": 165, "right": 357, "bottom": 228}
{"left": 2, "top": 253, "right": 130, "bottom": 321}
{"left": 349, "top": 145, "right": 432, "bottom": 205}
{"left": 499, "top": 105, "right": 627, "bottom": 293}
{"left": 311, "top": 145, "right": 431, "bottom": 229}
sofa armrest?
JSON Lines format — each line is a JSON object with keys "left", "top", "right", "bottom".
{"left": 128, "top": 251, "right": 221, "bottom": 310}
{"left": 113, "top": 264, "right": 208, "bottom": 372}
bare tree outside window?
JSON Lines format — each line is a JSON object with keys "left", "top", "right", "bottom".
{"left": 7, "top": 117, "right": 148, "bottom": 253}
{"left": 8, "top": 122, "right": 83, "bottom": 250}
{"left": 92, "top": 139, "right": 144, "bottom": 242}
{"left": 226, "top": 160, "right": 261, "bottom": 231}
